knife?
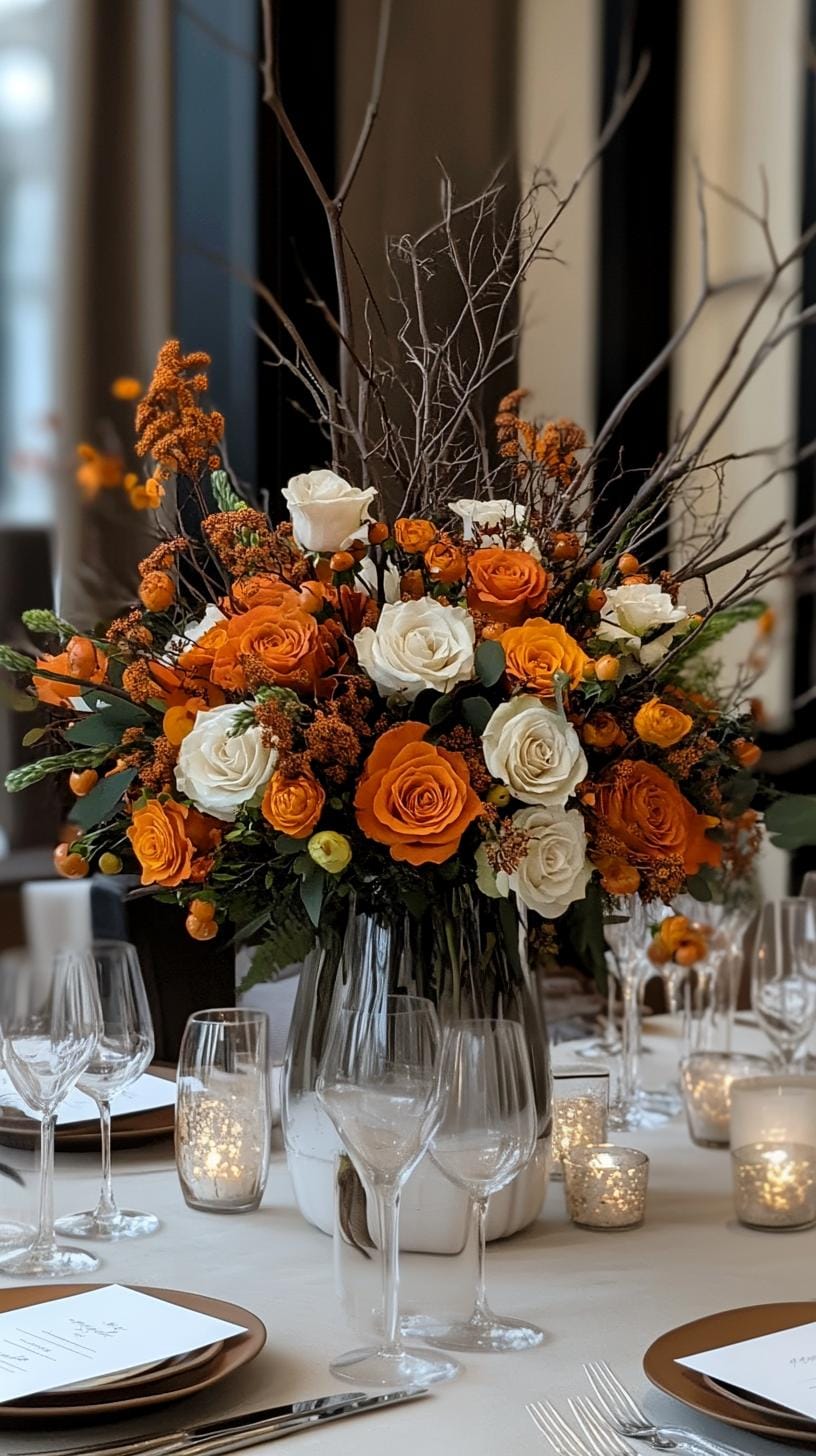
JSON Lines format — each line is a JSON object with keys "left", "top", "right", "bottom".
{"left": 28, "top": 1387, "right": 430, "bottom": 1456}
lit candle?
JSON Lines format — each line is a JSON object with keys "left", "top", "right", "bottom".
{"left": 680, "top": 1053, "right": 770, "bottom": 1148}
{"left": 176, "top": 1090, "right": 268, "bottom": 1212}
{"left": 732, "top": 1141, "right": 816, "bottom": 1230}
{"left": 563, "top": 1143, "right": 649, "bottom": 1230}
{"left": 552, "top": 1067, "right": 610, "bottom": 1178}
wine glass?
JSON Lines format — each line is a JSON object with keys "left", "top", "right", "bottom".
{"left": 424, "top": 1019, "right": 544, "bottom": 1353}
{"left": 0, "top": 947, "right": 101, "bottom": 1277}
{"left": 55, "top": 942, "right": 159, "bottom": 1240}
{"left": 606, "top": 896, "right": 672, "bottom": 1129}
{"left": 752, "top": 900, "right": 816, "bottom": 1068}
{"left": 316, "top": 994, "right": 459, "bottom": 1387}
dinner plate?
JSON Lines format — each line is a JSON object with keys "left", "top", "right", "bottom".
{"left": 0, "top": 1284, "right": 266, "bottom": 1425}
{"left": 57, "top": 1340, "right": 223, "bottom": 1395}
{"left": 701, "top": 1373, "right": 816, "bottom": 1428}
{"left": 644, "top": 1301, "right": 816, "bottom": 1447}
{"left": 0, "top": 1065, "right": 176, "bottom": 1152}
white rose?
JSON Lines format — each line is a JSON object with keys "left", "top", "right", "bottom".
{"left": 482, "top": 696, "right": 587, "bottom": 806}
{"left": 598, "top": 583, "right": 688, "bottom": 661}
{"left": 508, "top": 805, "right": 591, "bottom": 919}
{"left": 165, "top": 604, "right": 226, "bottom": 664}
{"left": 450, "top": 497, "right": 540, "bottom": 558}
{"left": 357, "top": 555, "right": 401, "bottom": 604}
{"left": 282, "top": 469, "right": 377, "bottom": 553}
{"left": 175, "top": 704, "right": 278, "bottom": 823}
{"left": 354, "top": 598, "right": 475, "bottom": 700}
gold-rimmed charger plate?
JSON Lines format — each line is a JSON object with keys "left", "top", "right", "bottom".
{"left": 644, "top": 1301, "right": 816, "bottom": 1447}
{"left": 0, "top": 1284, "right": 266, "bottom": 1425}
{"left": 701, "top": 1373, "right": 816, "bottom": 1429}
{"left": 0, "top": 1065, "right": 176, "bottom": 1152}
{"left": 58, "top": 1339, "right": 223, "bottom": 1396}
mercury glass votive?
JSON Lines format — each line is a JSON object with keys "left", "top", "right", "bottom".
{"left": 731, "top": 1141, "right": 816, "bottom": 1230}
{"left": 729, "top": 1075, "right": 816, "bottom": 1150}
{"left": 680, "top": 1052, "right": 771, "bottom": 1148}
{"left": 551, "top": 1067, "right": 610, "bottom": 1178}
{"left": 176, "top": 1008, "right": 271, "bottom": 1213}
{"left": 563, "top": 1144, "right": 649, "bottom": 1230}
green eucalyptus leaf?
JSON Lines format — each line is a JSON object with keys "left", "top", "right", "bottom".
{"left": 70, "top": 767, "right": 137, "bottom": 831}
{"left": 462, "top": 695, "right": 494, "bottom": 735}
{"left": 21, "top": 726, "right": 49, "bottom": 748}
{"left": 475, "top": 639, "right": 505, "bottom": 688}
{"left": 65, "top": 716, "right": 123, "bottom": 747}
{"left": 428, "top": 693, "right": 454, "bottom": 727}
{"left": 300, "top": 867, "right": 326, "bottom": 928}
{"left": 766, "top": 795, "right": 816, "bottom": 851}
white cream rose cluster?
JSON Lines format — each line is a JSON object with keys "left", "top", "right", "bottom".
{"left": 354, "top": 598, "right": 475, "bottom": 701}
{"left": 507, "top": 806, "right": 591, "bottom": 918}
{"left": 175, "top": 703, "right": 278, "bottom": 822}
{"left": 451, "top": 497, "right": 540, "bottom": 558}
{"left": 282, "top": 469, "right": 377, "bottom": 553}
{"left": 482, "top": 696, "right": 587, "bottom": 806}
{"left": 598, "top": 583, "right": 688, "bottom": 666}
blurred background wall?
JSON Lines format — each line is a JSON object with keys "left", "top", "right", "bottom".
{"left": 0, "top": 0, "right": 813, "bottom": 894}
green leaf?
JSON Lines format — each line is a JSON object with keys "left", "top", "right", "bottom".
{"left": 80, "top": 692, "right": 150, "bottom": 727}
{"left": 21, "top": 726, "right": 49, "bottom": 748}
{"left": 70, "top": 767, "right": 137, "bottom": 831}
{"left": 461, "top": 696, "right": 493, "bottom": 734}
{"left": 229, "top": 909, "right": 271, "bottom": 946}
{"left": 765, "top": 795, "right": 816, "bottom": 851}
{"left": 475, "top": 639, "right": 505, "bottom": 688}
{"left": 724, "top": 772, "right": 758, "bottom": 818}
{"left": 275, "top": 833, "right": 308, "bottom": 857}
{"left": 300, "top": 867, "right": 326, "bottom": 928}
{"left": 497, "top": 897, "right": 523, "bottom": 979}
{"left": 685, "top": 872, "right": 713, "bottom": 902}
{"left": 428, "top": 693, "right": 454, "bottom": 727}
{"left": 211, "top": 469, "right": 248, "bottom": 513}
{"left": 669, "top": 601, "right": 766, "bottom": 667}
{"left": 65, "top": 716, "right": 124, "bottom": 747}
{"left": 237, "top": 919, "right": 315, "bottom": 990}
{"left": 564, "top": 880, "right": 606, "bottom": 984}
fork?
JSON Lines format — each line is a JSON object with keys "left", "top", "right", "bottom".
{"left": 583, "top": 1361, "right": 750, "bottom": 1456}
{"left": 526, "top": 1400, "right": 604, "bottom": 1455}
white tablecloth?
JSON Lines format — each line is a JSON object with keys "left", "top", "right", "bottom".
{"left": 1, "top": 1016, "right": 813, "bottom": 1454}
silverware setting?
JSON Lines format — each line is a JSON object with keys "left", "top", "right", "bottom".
{"left": 26, "top": 1386, "right": 430, "bottom": 1456}
{"left": 527, "top": 1363, "right": 750, "bottom": 1456}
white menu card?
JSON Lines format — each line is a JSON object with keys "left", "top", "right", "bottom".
{"left": 0, "top": 1071, "right": 176, "bottom": 1127}
{"left": 0, "top": 1285, "right": 246, "bottom": 1403}
{"left": 679, "top": 1319, "right": 816, "bottom": 1420}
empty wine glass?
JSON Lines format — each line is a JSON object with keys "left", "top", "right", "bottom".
{"left": 55, "top": 942, "right": 158, "bottom": 1240}
{"left": 424, "top": 1019, "right": 544, "bottom": 1353}
{"left": 0, "top": 947, "right": 101, "bottom": 1277}
{"left": 316, "top": 994, "right": 459, "bottom": 1387}
{"left": 752, "top": 900, "right": 816, "bottom": 1068}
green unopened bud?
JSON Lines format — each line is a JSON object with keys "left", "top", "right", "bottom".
{"left": 5, "top": 748, "right": 106, "bottom": 794}
{"left": 21, "top": 610, "right": 78, "bottom": 641}
{"left": 0, "top": 645, "right": 36, "bottom": 675}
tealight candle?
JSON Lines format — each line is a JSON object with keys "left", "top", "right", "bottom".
{"left": 731, "top": 1141, "right": 816, "bottom": 1230}
{"left": 729, "top": 1076, "right": 816, "bottom": 1150}
{"left": 563, "top": 1143, "right": 649, "bottom": 1230}
{"left": 551, "top": 1067, "right": 610, "bottom": 1178}
{"left": 680, "top": 1052, "right": 771, "bottom": 1148}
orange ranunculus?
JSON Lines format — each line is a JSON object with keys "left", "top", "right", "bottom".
{"left": 502, "top": 619, "right": 590, "bottom": 696}
{"left": 185, "top": 807, "right": 224, "bottom": 855}
{"left": 633, "top": 697, "right": 693, "bottom": 749}
{"left": 127, "top": 798, "right": 194, "bottom": 887}
{"left": 33, "top": 636, "right": 108, "bottom": 706}
{"left": 400, "top": 569, "right": 425, "bottom": 601}
{"left": 595, "top": 854, "right": 641, "bottom": 896}
{"left": 395, "top": 518, "right": 436, "bottom": 554}
{"left": 111, "top": 376, "right": 142, "bottom": 401}
{"left": 262, "top": 770, "right": 325, "bottom": 838}
{"left": 210, "top": 605, "right": 331, "bottom": 694}
{"left": 228, "top": 575, "right": 301, "bottom": 613}
{"left": 582, "top": 712, "right": 624, "bottom": 750}
{"left": 163, "top": 698, "right": 207, "bottom": 746}
{"left": 467, "top": 548, "right": 550, "bottom": 625}
{"left": 424, "top": 537, "right": 467, "bottom": 585}
{"left": 355, "top": 721, "right": 483, "bottom": 865}
{"left": 139, "top": 570, "right": 175, "bottom": 612}
{"left": 594, "top": 760, "right": 721, "bottom": 876}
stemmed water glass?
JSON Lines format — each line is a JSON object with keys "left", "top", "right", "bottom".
{"left": 316, "top": 994, "right": 459, "bottom": 1387}
{"left": 752, "top": 900, "right": 816, "bottom": 1068}
{"left": 0, "top": 947, "right": 101, "bottom": 1277}
{"left": 55, "top": 941, "right": 159, "bottom": 1240}
{"left": 606, "top": 896, "right": 673, "bottom": 1130}
{"left": 424, "top": 1019, "right": 544, "bottom": 1353}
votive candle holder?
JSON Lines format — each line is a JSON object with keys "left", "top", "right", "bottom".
{"left": 176, "top": 1008, "right": 271, "bottom": 1213}
{"left": 731, "top": 1141, "right": 816, "bottom": 1230}
{"left": 729, "top": 1075, "right": 816, "bottom": 1150}
{"left": 680, "top": 1052, "right": 770, "bottom": 1148}
{"left": 551, "top": 1067, "right": 610, "bottom": 1178}
{"left": 563, "top": 1143, "right": 649, "bottom": 1230}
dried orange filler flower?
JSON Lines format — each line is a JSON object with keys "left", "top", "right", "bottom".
{"left": 135, "top": 339, "right": 224, "bottom": 480}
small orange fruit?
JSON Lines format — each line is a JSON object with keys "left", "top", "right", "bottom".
{"left": 186, "top": 914, "right": 218, "bottom": 942}
{"left": 551, "top": 532, "right": 580, "bottom": 562}
{"left": 139, "top": 570, "right": 175, "bottom": 612}
{"left": 189, "top": 898, "right": 216, "bottom": 923}
{"left": 595, "top": 655, "right": 620, "bottom": 682}
{"left": 69, "top": 769, "right": 99, "bottom": 797}
{"left": 330, "top": 551, "right": 355, "bottom": 573}
{"left": 588, "top": 561, "right": 603, "bottom": 580}
{"left": 617, "top": 552, "right": 639, "bottom": 576}
{"left": 586, "top": 588, "right": 606, "bottom": 613}
{"left": 368, "top": 521, "right": 389, "bottom": 546}
{"left": 733, "top": 738, "right": 761, "bottom": 769}
{"left": 54, "top": 843, "right": 89, "bottom": 879}
{"left": 675, "top": 940, "right": 704, "bottom": 967}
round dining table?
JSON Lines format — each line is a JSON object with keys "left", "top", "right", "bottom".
{"left": 0, "top": 1016, "right": 811, "bottom": 1455}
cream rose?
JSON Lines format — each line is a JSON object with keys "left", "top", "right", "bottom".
{"left": 165, "top": 603, "right": 226, "bottom": 663}
{"left": 354, "top": 598, "right": 475, "bottom": 700}
{"left": 598, "top": 583, "right": 688, "bottom": 664}
{"left": 282, "top": 469, "right": 377, "bottom": 553}
{"left": 507, "top": 805, "right": 591, "bottom": 918}
{"left": 175, "top": 703, "right": 278, "bottom": 823}
{"left": 450, "top": 497, "right": 540, "bottom": 558}
{"left": 357, "top": 554, "right": 401, "bottom": 604}
{"left": 482, "top": 696, "right": 587, "bottom": 806}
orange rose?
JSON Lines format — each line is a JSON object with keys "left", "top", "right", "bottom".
{"left": 262, "top": 770, "right": 325, "bottom": 838}
{"left": 594, "top": 761, "right": 721, "bottom": 875}
{"left": 395, "top": 518, "right": 436, "bottom": 553}
{"left": 582, "top": 712, "right": 625, "bottom": 750}
{"left": 185, "top": 807, "right": 224, "bottom": 855}
{"left": 634, "top": 697, "right": 693, "bottom": 749}
{"left": 658, "top": 915, "right": 692, "bottom": 955}
{"left": 209, "top": 606, "right": 331, "bottom": 694}
{"left": 163, "top": 698, "right": 207, "bottom": 746}
{"left": 33, "top": 636, "right": 107, "bottom": 706}
{"left": 228, "top": 575, "right": 301, "bottom": 613}
{"left": 424, "top": 537, "right": 467, "bottom": 585}
{"left": 127, "top": 798, "right": 194, "bottom": 887}
{"left": 595, "top": 854, "right": 641, "bottom": 895}
{"left": 502, "top": 619, "right": 590, "bottom": 696}
{"left": 467, "top": 548, "right": 550, "bottom": 625}
{"left": 355, "top": 721, "right": 483, "bottom": 865}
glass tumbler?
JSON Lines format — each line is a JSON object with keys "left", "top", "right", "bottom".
{"left": 176, "top": 1009, "right": 270, "bottom": 1213}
